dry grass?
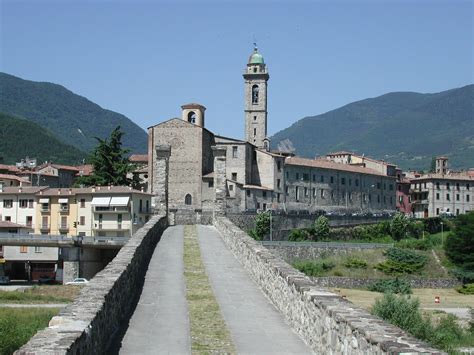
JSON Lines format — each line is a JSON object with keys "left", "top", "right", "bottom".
{"left": 0, "top": 285, "right": 81, "bottom": 304}
{"left": 330, "top": 288, "right": 474, "bottom": 311}
{"left": 183, "top": 225, "right": 235, "bottom": 355}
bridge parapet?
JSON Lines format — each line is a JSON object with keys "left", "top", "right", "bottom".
{"left": 214, "top": 217, "right": 445, "bottom": 354}
{"left": 15, "top": 214, "right": 168, "bottom": 355}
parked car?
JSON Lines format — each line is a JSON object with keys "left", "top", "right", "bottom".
{"left": 38, "top": 275, "right": 57, "bottom": 285}
{"left": 0, "top": 276, "right": 10, "bottom": 285}
{"left": 66, "top": 278, "right": 89, "bottom": 286}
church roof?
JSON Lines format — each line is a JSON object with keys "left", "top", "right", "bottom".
{"left": 249, "top": 45, "right": 264, "bottom": 64}
{"left": 181, "top": 103, "right": 206, "bottom": 110}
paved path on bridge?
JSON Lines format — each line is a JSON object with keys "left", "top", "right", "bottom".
{"left": 120, "top": 225, "right": 191, "bottom": 355}
{"left": 120, "top": 225, "right": 311, "bottom": 354}
{"left": 197, "top": 225, "right": 311, "bottom": 355}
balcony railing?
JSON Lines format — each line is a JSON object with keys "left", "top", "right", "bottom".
{"left": 58, "top": 224, "right": 69, "bottom": 230}
{"left": 93, "top": 222, "right": 130, "bottom": 231}
{"left": 40, "top": 207, "right": 50, "bottom": 212}
{"left": 94, "top": 206, "right": 129, "bottom": 213}
{"left": 40, "top": 224, "right": 50, "bottom": 230}
{"left": 60, "top": 207, "right": 69, "bottom": 212}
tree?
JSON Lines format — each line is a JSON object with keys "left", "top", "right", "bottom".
{"left": 249, "top": 211, "right": 271, "bottom": 241}
{"left": 314, "top": 216, "right": 330, "bottom": 240}
{"left": 75, "top": 126, "right": 134, "bottom": 187}
{"left": 390, "top": 212, "right": 409, "bottom": 241}
{"left": 429, "top": 156, "right": 437, "bottom": 173}
{"left": 445, "top": 212, "right": 474, "bottom": 268}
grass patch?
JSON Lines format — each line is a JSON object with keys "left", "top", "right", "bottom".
{"left": 0, "top": 307, "right": 59, "bottom": 354}
{"left": 183, "top": 225, "right": 235, "bottom": 354}
{"left": 292, "top": 248, "right": 448, "bottom": 279}
{"left": 0, "top": 285, "right": 80, "bottom": 304}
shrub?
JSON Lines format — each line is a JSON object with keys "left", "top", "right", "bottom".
{"left": 314, "top": 216, "right": 330, "bottom": 240}
{"left": 248, "top": 211, "right": 271, "bottom": 240}
{"left": 395, "top": 238, "right": 429, "bottom": 250}
{"left": 445, "top": 212, "right": 474, "bottom": 268}
{"left": 343, "top": 257, "right": 368, "bottom": 269}
{"left": 376, "top": 248, "right": 427, "bottom": 275}
{"left": 423, "top": 217, "right": 451, "bottom": 234}
{"left": 390, "top": 213, "right": 410, "bottom": 241}
{"left": 292, "top": 260, "right": 335, "bottom": 277}
{"left": 456, "top": 283, "right": 474, "bottom": 295}
{"left": 372, "top": 293, "right": 472, "bottom": 352}
{"left": 368, "top": 278, "right": 412, "bottom": 294}
{"left": 288, "top": 229, "right": 308, "bottom": 242}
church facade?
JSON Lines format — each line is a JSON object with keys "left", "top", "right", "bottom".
{"left": 147, "top": 46, "right": 396, "bottom": 216}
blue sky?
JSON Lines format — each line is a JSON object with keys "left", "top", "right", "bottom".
{"left": 1, "top": 0, "right": 472, "bottom": 140}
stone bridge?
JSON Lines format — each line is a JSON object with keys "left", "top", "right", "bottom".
{"left": 15, "top": 147, "right": 443, "bottom": 354}
{"left": 16, "top": 215, "right": 442, "bottom": 354}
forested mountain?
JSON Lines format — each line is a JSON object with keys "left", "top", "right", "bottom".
{"left": 271, "top": 85, "right": 474, "bottom": 170}
{"left": 0, "top": 72, "right": 147, "bottom": 154}
{"left": 0, "top": 113, "right": 86, "bottom": 165}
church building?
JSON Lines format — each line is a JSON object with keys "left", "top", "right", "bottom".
{"left": 147, "top": 46, "right": 396, "bottom": 219}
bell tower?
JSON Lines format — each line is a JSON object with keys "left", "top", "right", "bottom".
{"left": 244, "top": 44, "right": 269, "bottom": 149}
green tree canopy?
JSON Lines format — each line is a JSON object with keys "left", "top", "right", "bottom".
{"left": 75, "top": 126, "right": 134, "bottom": 187}
{"left": 445, "top": 212, "right": 474, "bottom": 268}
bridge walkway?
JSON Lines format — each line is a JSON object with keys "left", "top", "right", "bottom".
{"left": 120, "top": 225, "right": 311, "bottom": 354}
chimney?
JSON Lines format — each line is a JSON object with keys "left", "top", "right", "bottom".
{"left": 68, "top": 188, "right": 72, "bottom": 195}
{"left": 18, "top": 187, "right": 22, "bottom": 193}
{"left": 58, "top": 189, "right": 61, "bottom": 195}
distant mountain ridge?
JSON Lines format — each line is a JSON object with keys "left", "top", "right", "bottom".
{"left": 0, "top": 72, "right": 147, "bottom": 154}
{"left": 0, "top": 113, "right": 86, "bottom": 165}
{"left": 271, "top": 85, "right": 474, "bottom": 170}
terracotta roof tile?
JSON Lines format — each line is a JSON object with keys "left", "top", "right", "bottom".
{"left": 286, "top": 157, "right": 389, "bottom": 177}
{"left": 128, "top": 154, "right": 149, "bottom": 163}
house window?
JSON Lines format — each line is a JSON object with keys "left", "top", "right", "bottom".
{"left": 446, "top": 193, "right": 450, "bottom": 201}
{"left": 187, "top": 111, "right": 196, "bottom": 124}
{"left": 26, "top": 216, "right": 32, "bottom": 227}
{"left": 20, "top": 246, "right": 27, "bottom": 253}
{"left": 35, "top": 246, "right": 42, "bottom": 253}
{"left": 5, "top": 216, "right": 11, "bottom": 222}
{"left": 229, "top": 184, "right": 234, "bottom": 191}
{"left": 313, "top": 188, "right": 316, "bottom": 197}
{"left": 456, "top": 209, "right": 460, "bottom": 215}
{"left": 253, "top": 115, "right": 257, "bottom": 121}
{"left": 349, "top": 179, "right": 352, "bottom": 186}
{"left": 252, "top": 84, "right": 259, "bottom": 104}
{"left": 349, "top": 192, "right": 352, "bottom": 200}
{"left": 377, "top": 182, "right": 381, "bottom": 189}
{"left": 389, "top": 184, "right": 393, "bottom": 191}
{"left": 331, "top": 191, "right": 334, "bottom": 199}
{"left": 285, "top": 185, "right": 289, "bottom": 195}
{"left": 355, "top": 179, "right": 359, "bottom": 187}
{"left": 232, "top": 146, "right": 238, "bottom": 158}
{"left": 253, "top": 128, "right": 257, "bottom": 136}
{"left": 304, "top": 187, "right": 308, "bottom": 197}
{"left": 330, "top": 176, "right": 334, "bottom": 184}
{"left": 80, "top": 216, "right": 85, "bottom": 226}
{"left": 295, "top": 186, "right": 299, "bottom": 201}
{"left": 436, "top": 208, "right": 439, "bottom": 215}
{"left": 231, "top": 172, "right": 237, "bottom": 181}
{"left": 208, "top": 180, "right": 214, "bottom": 188}
{"left": 320, "top": 175, "right": 324, "bottom": 183}
{"left": 436, "top": 193, "right": 440, "bottom": 200}
{"left": 185, "top": 194, "right": 192, "bottom": 205}
{"left": 341, "top": 177, "right": 345, "bottom": 185}
{"left": 296, "top": 173, "right": 299, "bottom": 180}
{"left": 246, "top": 190, "right": 251, "bottom": 197}
{"left": 277, "top": 193, "right": 281, "bottom": 202}
{"left": 19, "top": 199, "right": 28, "bottom": 208}
{"left": 277, "top": 161, "right": 281, "bottom": 171}
{"left": 303, "top": 173, "right": 309, "bottom": 181}
{"left": 467, "top": 184, "right": 470, "bottom": 190}
{"left": 467, "top": 195, "right": 470, "bottom": 202}
{"left": 456, "top": 194, "right": 460, "bottom": 201}
{"left": 262, "top": 191, "right": 267, "bottom": 198}
{"left": 277, "top": 179, "right": 281, "bottom": 189}
{"left": 446, "top": 183, "right": 450, "bottom": 190}
{"left": 377, "top": 195, "right": 380, "bottom": 203}
{"left": 3, "top": 200, "right": 13, "bottom": 208}
{"left": 456, "top": 183, "right": 460, "bottom": 191}
{"left": 436, "top": 182, "right": 440, "bottom": 189}
{"left": 320, "top": 189, "right": 325, "bottom": 198}
{"left": 28, "top": 199, "right": 33, "bottom": 208}
{"left": 80, "top": 199, "right": 86, "bottom": 208}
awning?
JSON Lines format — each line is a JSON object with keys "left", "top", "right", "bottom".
{"left": 110, "top": 196, "right": 130, "bottom": 207}
{"left": 58, "top": 198, "right": 69, "bottom": 203}
{"left": 91, "top": 197, "right": 111, "bottom": 207}
{"left": 39, "top": 198, "right": 50, "bottom": 203}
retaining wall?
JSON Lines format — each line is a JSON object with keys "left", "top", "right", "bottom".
{"left": 16, "top": 215, "right": 168, "bottom": 355}
{"left": 262, "top": 241, "right": 391, "bottom": 262}
{"left": 312, "top": 277, "right": 461, "bottom": 289}
{"left": 214, "top": 216, "right": 444, "bottom": 354}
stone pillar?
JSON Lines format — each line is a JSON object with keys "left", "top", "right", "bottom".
{"left": 153, "top": 144, "right": 171, "bottom": 215}
{"left": 212, "top": 146, "right": 227, "bottom": 218}
{"left": 61, "top": 247, "right": 80, "bottom": 284}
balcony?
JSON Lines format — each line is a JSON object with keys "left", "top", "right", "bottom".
{"left": 40, "top": 207, "right": 50, "bottom": 213}
{"left": 40, "top": 224, "right": 50, "bottom": 231}
{"left": 412, "top": 199, "right": 429, "bottom": 205}
{"left": 59, "top": 206, "right": 69, "bottom": 213}
{"left": 93, "top": 206, "right": 129, "bottom": 213}
{"left": 58, "top": 223, "right": 69, "bottom": 231}
{"left": 93, "top": 222, "right": 130, "bottom": 231}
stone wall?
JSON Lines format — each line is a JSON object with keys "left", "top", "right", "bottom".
{"left": 227, "top": 212, "right": 388, "bottom": 240}
{"left": 213, "top": 216, "right": 444, "bottom": 354}
{"left": 16, "top": 215, "right": 168, "bottom": 355}
{"left": 262, "top": 241, "right": 391, "bottom": 262}
{"left": 312, "top": 277, "right": 461, "bottom": 289}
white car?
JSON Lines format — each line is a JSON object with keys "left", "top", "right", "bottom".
{"left": 66, "top": 278, "right": 89, "bottom": 285}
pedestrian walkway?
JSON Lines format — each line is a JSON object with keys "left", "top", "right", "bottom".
{"left": 120, "top": 225, "right": 191, "bottom": 355}
{"left": 197, "top": 225, "right": 311, "bottom": 355}
{"left": 120, "top": 225, "right": 312, "bottom": 354}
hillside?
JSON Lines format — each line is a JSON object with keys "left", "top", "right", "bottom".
{"left": 0, "top": 113, "right": 86, "bottom": 165}
{"left": 0, "top": 72, "right": 147, "bottom": 154}
{"left": 271, "top": 85, "right": 474, "bottom": 170}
